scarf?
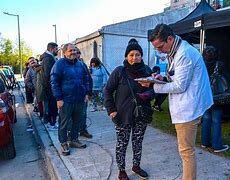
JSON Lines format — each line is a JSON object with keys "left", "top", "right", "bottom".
{"left": 123, "top": 60, "right": 150, "bottom": 79}
{"left": 166, "top": 35, "right": 182, "bottom": 82}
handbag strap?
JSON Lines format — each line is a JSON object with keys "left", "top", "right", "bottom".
{"left": 124, "top": 68, "right": 138, "bottom": 106}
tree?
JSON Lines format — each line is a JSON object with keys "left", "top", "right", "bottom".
{"left": 0, "top": 36, "right": 33, "bottom": 74}
{"left": 224, "top": 0, "right": 230, "bottom": 7}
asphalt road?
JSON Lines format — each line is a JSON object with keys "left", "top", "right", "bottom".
{"left": 0, "top": 89, "right": 50, "bottom": 180}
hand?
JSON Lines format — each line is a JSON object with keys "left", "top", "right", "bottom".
{"left": 57, "top": 100, "right": 64, "bottom": 109}
{"left": 138, "top": 81, "right": 151, "bottom": 87}
{"left": 152, "top": 73, "right": 164, "bottom": 81}
{"left": 85, "top": 95, "right": 90, "bottom": 102}
{"left": 109, "top": 112, "right": 117, "bottom": 119}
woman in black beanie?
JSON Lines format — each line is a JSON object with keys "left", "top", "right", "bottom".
{"left": 104, "top": 38, "right": 154, "bottom": 180}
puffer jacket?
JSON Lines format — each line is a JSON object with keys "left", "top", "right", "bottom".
{"left": 50, "top": 58, "right": 91, "bottom": 103}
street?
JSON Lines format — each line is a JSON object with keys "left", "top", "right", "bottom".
{"left": 0, "top": 89, "right": 50, "bottom": 180}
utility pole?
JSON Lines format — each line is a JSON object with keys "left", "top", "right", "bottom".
{"left": 53, "top": 24, "right": 57, "bottom": 43}
{"left": 3, "top": 12, "right": 22, "bottom": 78}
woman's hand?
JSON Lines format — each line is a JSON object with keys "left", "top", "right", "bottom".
{"left": 138, "top": 81, "right": 151, "bottom": 87}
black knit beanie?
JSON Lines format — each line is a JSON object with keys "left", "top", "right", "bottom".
{"left": 124, "top": 38, "right": 143, "bottom": 57}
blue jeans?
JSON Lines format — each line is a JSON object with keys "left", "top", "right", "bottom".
{"left": 201, "top": 107, "right": 223, "bottom": 150}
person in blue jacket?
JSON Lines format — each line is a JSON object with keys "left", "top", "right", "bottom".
{"left": 50, "top": 43, "right": 91, "bottom": 156}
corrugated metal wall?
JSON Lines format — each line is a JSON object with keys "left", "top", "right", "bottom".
{"left": 75, "top": 6, "right": 195, "bottom": 73}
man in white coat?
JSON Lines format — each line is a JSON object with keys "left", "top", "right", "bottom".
{"left": 145, "top": 24, "right": 213, "bottom": 180}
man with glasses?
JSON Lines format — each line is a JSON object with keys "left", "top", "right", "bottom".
{"left": 140, "top": 24, "right": 213, "bottom": 180}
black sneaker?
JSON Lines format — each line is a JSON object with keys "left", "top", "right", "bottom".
{"left": 152, "top": 105, "right": 163, "bottom": 112}
{"left": 132, "top": 166, "right": 148, "bottom": 179}
{"left": 61, "top": 142, "right": 70, "bottom": 156}
{"left": 214, "top": 145, "right": 229, "bottom": 153}
{"left": 80, "top": 130, "right": 93, "bottom": 139}
{"left": 118, "top": 170, "right": 129, "bottom": 180}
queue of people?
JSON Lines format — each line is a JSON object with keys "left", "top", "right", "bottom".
{"left": 22, "top": 23, "right": 229, "bottom": 180}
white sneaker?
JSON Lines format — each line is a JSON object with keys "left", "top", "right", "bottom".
{"left": 91, "top": 108, "right": 97, "bottom": 112}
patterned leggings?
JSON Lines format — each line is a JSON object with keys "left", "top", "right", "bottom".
{"left": 115, "top": 121, "right": 147, "bottom": 170}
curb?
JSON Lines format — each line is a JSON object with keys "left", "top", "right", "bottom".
{"left": 18, "top": 82, "right": 71, "bottom": 180}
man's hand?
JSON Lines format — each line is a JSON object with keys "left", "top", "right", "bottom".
{"left": 153, "top": 73, "right": 164, "bottom": 81}
{"left": 109, "top": 112, "right": 117, "bottom": 119}
{"left": 57, "top": 100, "right": 64, "bottom": 109}
{"left": 85, "top": 95, "right": 90, "bottom": 102}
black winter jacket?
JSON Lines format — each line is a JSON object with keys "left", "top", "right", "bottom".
{"left": 104, "top": 62, "right": 153, "bottom": 125}
{"left": 40, "top": 52, "right": 56, "bottom": 99}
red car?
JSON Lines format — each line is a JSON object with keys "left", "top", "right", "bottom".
{"left": 0, "top": 76, "right": 16, "bottom": 160}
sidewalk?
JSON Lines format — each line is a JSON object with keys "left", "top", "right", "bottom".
{"left": 19, "top": 82, "right": 230, "bottom": 180}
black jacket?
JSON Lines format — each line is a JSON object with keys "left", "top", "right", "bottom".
{"left": 40, "top": 52, "right": 56, "bottom": 99}
{"left": 104, "top": 63, "right": 152, "bottom": 125}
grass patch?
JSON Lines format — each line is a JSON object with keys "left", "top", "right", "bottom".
{"left": 151, "top": 98, "right": 230, "bottom": 157}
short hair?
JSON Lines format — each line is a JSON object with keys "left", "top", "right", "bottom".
{"left": 203, "top": 46, "right": 218, "bottom": 61}
{"left": 62, "top": 43, "right": 74, "bottom": 53}
{"left": 149, "top": 23, "right": 175, "bottom": 42}
{"left": 28, "top": 57, "right": 34, "bottom": 61}
{"left": 47, "top": 42, "right": 58, "bottom": 51}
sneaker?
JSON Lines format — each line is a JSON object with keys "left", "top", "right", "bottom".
{"left": 33, "top": 107, "right": 39, "bottom": 112}
{"left": 201, "top": 144, "right": 211, "bottom": 149}
{"left": 214, "top": 145, "right": 229, "bottom": 153}
{"left": 152, "top": 105, "right": 163, "bottom": 112}
{"left": 68, "top": 139, "right": 87, "bottom": 148}
{"left": 118, "top": 170, "right": 129, "bottom": 180}
{"left": 60, "top": 142, "right": 70, "bottom": 156}
{"left": 132, "top": 166, "right": 148, "bottom": 179}
{"left": 80, "top": 130, "right": 93, "bottom": 138}
{"left": 90, "top": 108, "right": 97, "bottom": 112}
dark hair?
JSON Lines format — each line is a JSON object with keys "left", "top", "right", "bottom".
{"left": 28, "top": 57, "right": 34, "bottom": 61}
{"left": 90, "top": 57, "right": 101, "bottom": 67}
{"left": 203, "top": 46, "right": 218, "bottom": 61}
{"left": 47, "top": 42, "right": 58, "bottom": 51}
{"left": 149, "top": 23, "right": 175, "bottom": 42}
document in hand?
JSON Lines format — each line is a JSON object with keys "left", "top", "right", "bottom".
{"left": 134, "top": 76, "right": 166, "bottom": 84}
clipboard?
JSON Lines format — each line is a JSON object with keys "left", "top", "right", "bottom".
{"left": 134, "top": 77, "right": 166, "bottom": 84}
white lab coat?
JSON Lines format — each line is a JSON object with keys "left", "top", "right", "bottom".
{"left": 154, "top": 40, "right": 213, "bottom": 124}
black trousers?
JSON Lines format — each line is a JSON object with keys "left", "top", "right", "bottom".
{"left": 115, "top": 121, "right": 147, "bottom": 170}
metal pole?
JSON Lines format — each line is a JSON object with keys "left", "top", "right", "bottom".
{"left": 53, "top": 24, "right": 57, "bottom": 43}
{"left": 17, "top": 15, "right": 22, "bottom": 78}
{"left": 3, "top": 12, "right": 22, "bottom": 78}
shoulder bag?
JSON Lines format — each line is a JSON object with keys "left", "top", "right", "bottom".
{"left": 126, "top": 75, "right": 153, "bottom": 123}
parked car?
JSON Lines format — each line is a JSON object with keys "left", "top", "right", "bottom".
{"left": 0, "top": 66, "right": 17, "bottom": 89}
{"left": 0, "top": 76, "right": 16, "bottom": 160}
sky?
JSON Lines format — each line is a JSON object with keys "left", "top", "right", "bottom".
{"left": 0, "top": 0, "right": 171, "bottom": 55}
